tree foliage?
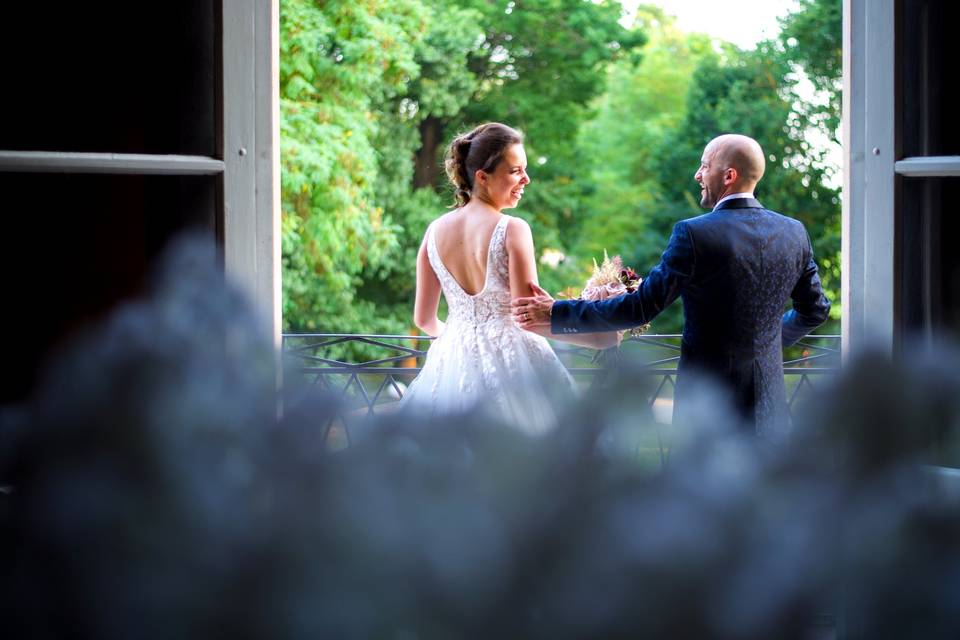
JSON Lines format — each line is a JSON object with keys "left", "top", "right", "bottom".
{"left": 280, "top": 0, "right": 842, "bottom": 336}
{"left": 779, "top": 0, "right": 842, "bottom": 139}
{"left": 563, "top": 3, "right": 841, "bottom": 332}
{"left": 280, "top": 0, "right": 643, "bottom": 333}
{"left": 280, "top": 0, "right": 424, "bottom": 333}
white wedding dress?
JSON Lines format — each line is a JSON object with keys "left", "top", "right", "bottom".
{"left": 401, "top": 215, "right": 575, "bottom": 433}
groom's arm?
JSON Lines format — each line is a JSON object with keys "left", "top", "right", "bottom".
{"left": 551, "top": 221, "right": 695, "bottom": 335}
{"left": 781, "top": 230, "right": 831, "bottom": 347}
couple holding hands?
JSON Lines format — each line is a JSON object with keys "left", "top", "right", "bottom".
{"left": 401, "top": 123, "right": 830, "bottom": 435}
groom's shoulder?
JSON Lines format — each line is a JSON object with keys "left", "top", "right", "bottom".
{"left": 681, "top": 207, "right": 806, "bottom": 237}
{"left": 761, "top": 205, "right": 791, "bottom": 220}
{"left": 679, "top": 211, "right": 716, "bottom": 228}
{"left": 763, "top": 207, "right": 808, "bottom": 232}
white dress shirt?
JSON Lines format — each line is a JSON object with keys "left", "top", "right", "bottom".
{"left": 713, "top": 192, "right": 755, "bottom": 210}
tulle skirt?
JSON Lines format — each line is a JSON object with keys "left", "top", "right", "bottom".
{"left": 400, "top": 318, "right": 576, "bottom": 434}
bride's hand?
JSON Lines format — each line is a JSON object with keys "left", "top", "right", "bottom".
{"left": 512, "top": 283, "right": 554, "bottom": 328}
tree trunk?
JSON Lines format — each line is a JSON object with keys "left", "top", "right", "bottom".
{"left": 413, "top": 116, "right": 444, "bottom": 189}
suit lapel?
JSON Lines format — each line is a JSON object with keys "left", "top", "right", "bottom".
{"left": 714, "top": 197, "right": 763, "bottom": 211}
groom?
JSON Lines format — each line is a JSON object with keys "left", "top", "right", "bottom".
{"left": 512, "top": 134, "right": 831, "bottom": 434}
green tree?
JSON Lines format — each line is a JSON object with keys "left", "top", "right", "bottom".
{"left": 569, "top": 7, "right": 712, "bottom": 270}
{"left": 779, "top": 0, "right": 842, "bottom": 141}
{"left": 351, "top": 0, "right": 646, "bottom": 332}
{"left": 557, "top": 2, "right": 841, "bottom": 334}
{"left": 279, "top": 0, "right": 426, "bottom": 333}
{"left": 529, "top": 7, "right": 714, "bottom": 327}
{"left": 645, "top": 47, "right": 840, "bottom": 332}
{"left": 278, "top": 0, "right": 841, "bottom": 339}
{"left": 453, "top": 0, "right": 647, "bottom": 257}
{"left": 353, "top": 3, "right": 485, "bottom": 333}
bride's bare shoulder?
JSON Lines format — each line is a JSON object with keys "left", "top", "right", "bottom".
{"left": 504, "top": 215, "right": 533, "bottom": 251}
{"left": 428, "top": 208, "right": 463, "bottom": 231}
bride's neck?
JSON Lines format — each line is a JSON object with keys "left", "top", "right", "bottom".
{"left": 469, "top": 194, "right": 502, "bottom": 214}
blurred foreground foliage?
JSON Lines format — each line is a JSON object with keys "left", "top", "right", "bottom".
{"left": 280, "top": 0, "right": 842, "bottom": 336}
{"left": 2, "top": 236, "right": 959, "bottom": 640}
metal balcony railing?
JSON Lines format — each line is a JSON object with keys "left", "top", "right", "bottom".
{"left": 282, "top": 333, "right": 841, "bottom": 451}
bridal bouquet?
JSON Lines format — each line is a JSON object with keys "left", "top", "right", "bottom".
{"left": 580, "top": 251, "right": 650, "bottom": 338}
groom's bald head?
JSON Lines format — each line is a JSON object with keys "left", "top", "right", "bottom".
{"left": 707, "top": 134, "right": 766, "bottom": 188}
{"left": 695, "top": 134, "right": 766, "bottom": 208}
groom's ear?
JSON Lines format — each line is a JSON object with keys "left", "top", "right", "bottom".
{"left": 723, "top": 167, "right": 739, "bottom": 185}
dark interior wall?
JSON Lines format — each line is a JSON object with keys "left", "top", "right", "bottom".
{"left": 899, "top": 177, "right": 960, "bottom": 337}
{"left": 897, "top": 0, "right": 960, "bottom": 342}
{"left": 0, "top": 2, "right": 220, "bottom": 403}
{"left": 0, "top": 2, "right": 218, "bottom": 155}
{"left": 1, "top": 174, "right": 219, "bottom": 398}
{"left": 900, "top": 0, "right": 960, "bottom": 158}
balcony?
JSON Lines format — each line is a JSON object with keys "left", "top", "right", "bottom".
{"left": 282, "top": 333, "right": 840, "bottom": 453}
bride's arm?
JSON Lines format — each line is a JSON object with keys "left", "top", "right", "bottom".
{"left": 505, "top": 218, "right": 620, "bottom": 349}
{"left": 413, "top": 232, "right": 445, "bottom": 337}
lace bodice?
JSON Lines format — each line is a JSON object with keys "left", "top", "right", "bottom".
{"left": 427, "top": 215, "right": 512, "bottom": 326}
{"left": 403, "top": 213, "right": 575, "bottom": 433}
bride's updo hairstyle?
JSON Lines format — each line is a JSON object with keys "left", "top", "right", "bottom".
{"left": 444, "top": 122, "right": 523, "bottom": 207}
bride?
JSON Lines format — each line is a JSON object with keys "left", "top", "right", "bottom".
{"left": 400, "top": 123, "right": 619, "bottom": 432}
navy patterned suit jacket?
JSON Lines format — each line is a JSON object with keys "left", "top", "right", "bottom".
{"left": 551, "top": 197, "right": 831, "bottom": 433}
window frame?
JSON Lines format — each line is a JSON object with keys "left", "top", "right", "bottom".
{"left": 842, "top": 0, "right": 959, "bottom": 356}
{"left": 0, "top": 1, "right": 280, "bottom": 344}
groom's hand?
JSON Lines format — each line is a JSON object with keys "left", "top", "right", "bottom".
{"left": 512, "top": 283, "right": 555, "bottom": 329}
